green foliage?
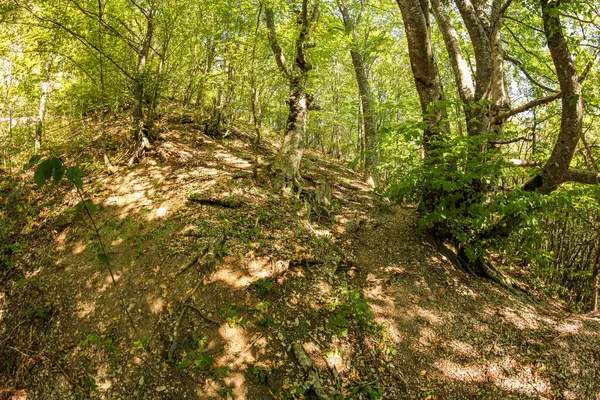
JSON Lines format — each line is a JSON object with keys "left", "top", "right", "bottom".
{"left": 80, "top": 333, "right": 121, "bottom": 354}
{"left": 24, "top": 156, "right": 84, "bottom": 189}
{"left": 177, "top": 347, "right": 214, "bottom": 371}
{"left": 255, "top": 277, "right": 274, "bottom": 297}
{"left": 327, "top": 287, "right": 375, "bottom": 337}
{"left": 25, "top": 304, "right": 53, "bottom": 322}
{"left": 247, "top": 365, "right": 268, "bottom": 384}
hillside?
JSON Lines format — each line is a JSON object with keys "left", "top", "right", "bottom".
{"left": 1, "top": 113, "right": 599, "bottom": 400}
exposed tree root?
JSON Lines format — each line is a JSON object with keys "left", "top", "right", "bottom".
{"left": 293, "top": 342, "right": 328, "bottom": 400}
{"left": 432, "top": 238, "right": 529, "bottom": 296}
{"left": 128, "top": 134, "right": 152, "bottom": 166}
{"left": 187, "top": 194, "right": 241, "bottom": 208}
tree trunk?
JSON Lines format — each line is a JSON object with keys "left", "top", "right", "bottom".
{"left": 395, "top": 0, "right": 447, "bottom": 159}
{"left": 337, "top": 0, "right": 378, "bottom": 186}
{"left": 129, "top": 10, "right": 155, "bottom": 165}
{"left": 97, "top": 0, "right": 111, "bottom": 167}
{"left": 524, "top": 0, "right": 583, "bottom": 193}
{"left": 132, "top": 11, "right": 155, "bottom": 140}
{"left": 35, "top": 48, "right": 54, "bottom": 153}
{"left": 264, "top": 0, "right": 319, "bottom": 190}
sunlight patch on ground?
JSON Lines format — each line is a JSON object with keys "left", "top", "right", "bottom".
{"left": 95, "top": 364, "right": 112, "bottom": 392}
{"left": 54, "top": 229, "right": 69, "bottom": 251}
{"left": 446, "top": 339, "right": 480, "bottom": 358}
{"left": 210, "top": 266, "right": 254, "bottom": 288}
{"left": 214, "top": 150, "right": 252, "bottom": 169}
{"left": 97, "top": 271, "right": 122, "bottom": 292}
{"left": 499, "top": 307, "right": 540, "bottom": 330}
{"left": 434, "top": 358, "right": 486, "bottom": 382}
{"left": 76, "top": 301, "right": 95, "bottom": 318}
{"left": 72, "top": 241, "right": 87, "bottom": 254}
{"left": 413, "top": 306, "right": 444, "bottom": 325}
{"left": 217, "top": 326, "right": 259, "bottom": 372}
{"left": 196, "top": 377, "right": 222, "bottom": 399}
{"left": 223, "top": 372, "right": 248, "bottom": 400}
{"left": 555, "top": 320, "right": 583, "bottom": 335}
{"left": 148, "top": 297, "right": 166, "bottom": 314}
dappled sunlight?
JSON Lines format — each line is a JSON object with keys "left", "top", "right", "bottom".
{"left": 97, "top": 270, "right": 122, "bottom": 292}
{"left": 555, "top": 320, "right": 583, "bottom": 336}
{"left": 413, "top": 306, "right": 444, "bottom": 325}
{"left": 435, "top": 358, "right": 486, "bottom": 383}
{"left": 214, "top": 150, "right": 252, "bottom": 169}
{"left": 75, "top": 300, "right": 95, "bottom": 318}
{"left": 445, "top": 339, "right": 480, "bottom": 358}
{"left": 223, "top": 372, "right": 248, "bottom": 399}
{"left": 498, "top": 306, "right": 541, "bottom": 330}
{"left": 210, "top": 266, "right": 254, "bottom": 288}
{"left": 72, "top": 241, "right": 87, "bottom": 254}
{"left": 196, "top": 377, "right": 223, "bottom": 399}
{"left": 148, "top": 297, "right": 166, "bottom": 314}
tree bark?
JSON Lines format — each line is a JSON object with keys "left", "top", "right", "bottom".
{"left": 395, "top": 0, "right": 447, "bottom": 159}
{"left": 337, "top": 0, "right": 378, "bottom": 186}
{"left": 523, "top": 0, "right": 584, "bottom": 193}
{"left": 34, "top": 46, "right": 54, "bottom": 153}
{"left": 132, "top": 10, "right": 155, "bottom": 141}
{"left": 265, "top": 1, "right": 319, "bottom": 190}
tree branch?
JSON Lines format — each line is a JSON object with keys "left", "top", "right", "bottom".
{"left": 580, "top": 46, "right": 600, "bottom": 83}
{"left": 495, "top": 91, "right": 561, "bottom": 121}
{"left": 504, "top": 54, "right": 559, "bottom": 93}
{"left": 264, "top": 7, "right": 291, "bottom": 77}
{"left": 489, "top": 136, "right": 533, "bottom": 145}
{"left": 564, "top": 169, "right": 600, "bottom": 184}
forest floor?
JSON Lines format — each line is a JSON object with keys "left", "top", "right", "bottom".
{"left": 1, "top": 109, "right": 599, "bottom": 400}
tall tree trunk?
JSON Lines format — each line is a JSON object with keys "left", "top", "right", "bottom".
{"left": 132, "top": 10, "right": 155, "bottom": 140}
{"left": 265, "top": 1, "right": 319, "bottom": 190}
{"left": 97, "top": 0, "right": 111, "bottom": 167}
{"left": 395, "top": 0, "right": 447, "bottom": 159}
{"left": 524, "top": 0, "right": 583, "bottom": 193}
{"left": 129, "top": 9, "right": 155, "bottom": 165}
{"left": 593, "top": 243, "right": 600, "bottom": 312}
{"left": 35, "top": 47, "right": 54, "bottom": 153}
{"left": 337, "top": 0, "right": 378, "bottom": 186}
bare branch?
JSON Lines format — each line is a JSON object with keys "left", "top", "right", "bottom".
{"left": 489, "top": 136, "right": 533, "bottom": 145}
{"left": 580, "top": 46, "right": 600, "bottom": 83}
{"left": 504, "top": 54, "right": 559, "bottom": 93}
{"left": 495, "top": 92, "right": 561, "bottom": 121}
{"left": 264, "top": 7, "right": 291, "bottom": 77}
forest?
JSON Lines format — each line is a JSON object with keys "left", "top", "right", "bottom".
{"left": 1, "top": 0, "right": 600, "bottom": 398}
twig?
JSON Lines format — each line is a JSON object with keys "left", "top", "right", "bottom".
{"left": 186, "top": 304, "right": 221, "bottom": 325}
{"left": 175, "top": 243, "right": 208, "bottom": 276}
{"left": 167, "top": 279, "right": 202, "bottom": 360}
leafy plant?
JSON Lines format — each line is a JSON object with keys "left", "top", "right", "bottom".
{"left": 255, "top": 277, "right": 274, "bottom": 297}
{"left": 80, "top": 333, "right": 121, "bottom": 354}
{"left": 327, "top": 288, "right": 375, "bottom": 337}
{"left": 247, "top": 365, "right": 268, "bottom": 384}
{"left": 177, "top": 350, "right": 214, "bottom": 371}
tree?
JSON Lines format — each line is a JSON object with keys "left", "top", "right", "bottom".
{"left": 336, "top": 0, "right": 378, "bottom": 186}
{"left": 264, "top": 0, "right": 320, "bottom": 190}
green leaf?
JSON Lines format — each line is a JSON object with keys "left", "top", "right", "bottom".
{"left": 53, "top": 163, "right": 65, "bottom": 184}
{"left": 66, "top": 166, "right": 84, "bottom": 189}
{"left": 34, "top": 158, "right": 60, "bottom": 187}
{"left": 23, "top": 155, "right": 43, "bottom": 171}
{"left": 97, "top": 253, "right": 109, "bottom": 265}
{"left": 177, "top": 358, "right": 192, "bottom": 370}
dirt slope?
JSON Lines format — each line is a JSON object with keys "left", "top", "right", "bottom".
{"left": 1, "top": 115, "right": 599, "bottom": 400}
